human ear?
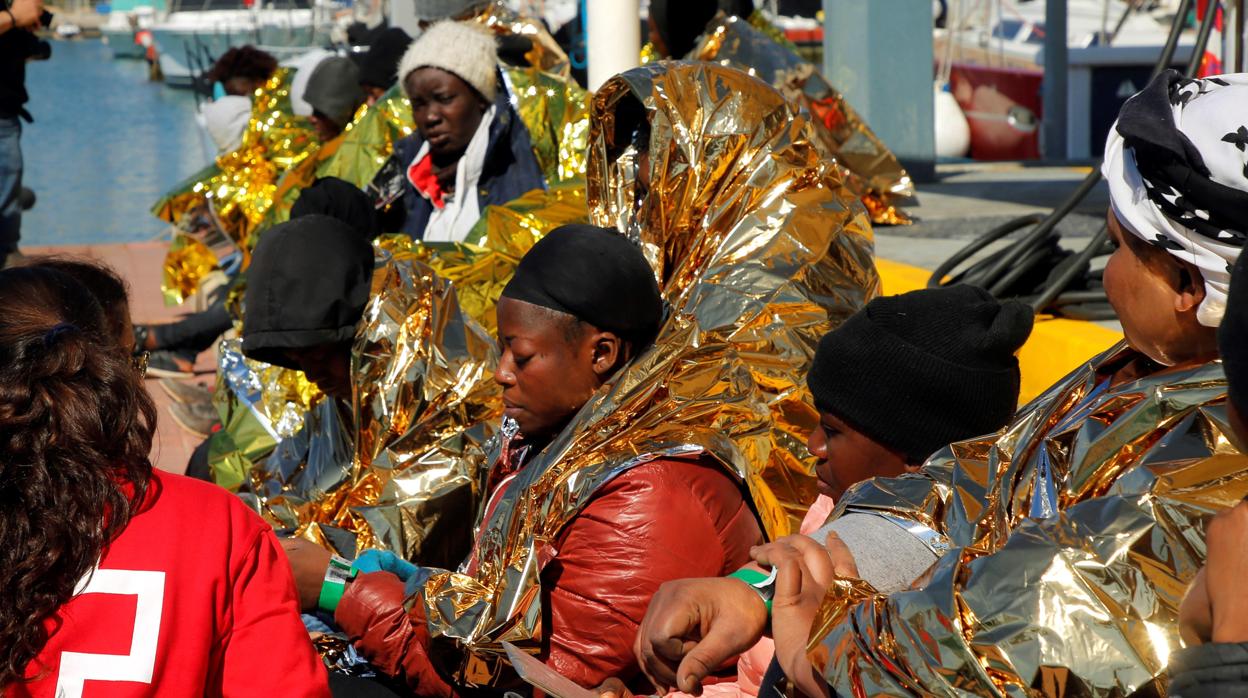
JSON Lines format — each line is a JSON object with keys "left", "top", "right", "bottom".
{"left": 590, "top": 332, "right": 624, "bottom": 377}
{"left": 1174, "top": 259, "right": 1207, "bottom": 314}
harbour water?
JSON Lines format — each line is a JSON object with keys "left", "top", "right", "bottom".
{"left": 23, "top": 39, "right": 208, "bottom": 246}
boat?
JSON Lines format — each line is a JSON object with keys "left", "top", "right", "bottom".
{"left": 101, "top": 5, "right": 161, "bottom": 59}
{"left": 936, "top": 0, "right": 1199, "bottom": 160}
{"left": 151, "top": 0, "right": 336, "bottom": 88}
{"left": 55, "top": 22, "right": 82, "bottom": 38}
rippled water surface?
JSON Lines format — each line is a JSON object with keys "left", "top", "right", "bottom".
{"left": 23, "top": 38, "right": 208, "bottom": 245}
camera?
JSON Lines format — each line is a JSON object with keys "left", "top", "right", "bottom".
{"left": 7, "top": 6, "right": 53, "bottom": 60}
{"left": 30, "top": 9, "right": 52, "bottom": 59}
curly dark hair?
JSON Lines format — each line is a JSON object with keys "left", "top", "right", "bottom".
{"left": 0, "top": 266, "right": 157, "bottom": 687}
{"left": 206, "top": 45, "right": 279, "bottom": 86}
{"left": 22, "top": 257, "right": 132, "bottom": 349}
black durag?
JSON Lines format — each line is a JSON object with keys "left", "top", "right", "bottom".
{"left": 500, "top": 224, "right": 663, "bottom": 344}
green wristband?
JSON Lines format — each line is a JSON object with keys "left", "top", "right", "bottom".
{"left": 317, "top": 555, "right": 357, "bottom": 615}
{"left": 728, "top": 567, "right": 776, "bottom": 613}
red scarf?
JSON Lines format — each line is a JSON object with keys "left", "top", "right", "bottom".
{"left": 406, "top": 153, "right": 446, "bottom": 210}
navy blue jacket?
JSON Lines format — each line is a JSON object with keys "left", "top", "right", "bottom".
{"left": 395, "top": 87, "right": 546, "bottom": 240}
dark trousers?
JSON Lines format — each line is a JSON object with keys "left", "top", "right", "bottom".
{"left": 153, "top": 299, "right": 232, "bottom": 354}
{"left": 0, "top": 116, "right": 22, "bottom": 254}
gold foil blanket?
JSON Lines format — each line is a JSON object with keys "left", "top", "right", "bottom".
{"left": 811, "top": 344, "right": 1246, "bottom": 697}
{"left": 153, "top": 69, "right": 317, "bottom": 253}
{"left": 217, "top": 255, "right": 501, "bottom": 568}
{"left": 203, "top": 37, "right": 589, "bottom": 508}
{"left": 694, "top": 15, "right": 914, "bottom": 225}
{"left": 418, "top": 61, "right": 880, "bottom": 685}
{"left": 154, "top": 69, "right": 318, "bottom": 301}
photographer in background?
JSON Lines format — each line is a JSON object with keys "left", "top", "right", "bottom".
{"left": 0, "top": 0, "right": 47, "bottom": 269}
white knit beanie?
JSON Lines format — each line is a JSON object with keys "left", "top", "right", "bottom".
{"left": 398, "top": 20, "right": 498, "bottom": 102}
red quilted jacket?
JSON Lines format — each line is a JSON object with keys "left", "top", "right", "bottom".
{"left": 335, "top": 450, "right": 763, "bottom": 696}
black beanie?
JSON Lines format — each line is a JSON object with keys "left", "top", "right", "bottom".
{"left": 500, "top": 224, "right": 663, "bottom": 345}
{"left": 292, "top": 177, "right": 378, "bottom": 241}
{"left": 359, "top": 27, "right": 412, "bottom": 90}
{"left": 242, "top": 214, "right": 375, "bottom": 369}
{"left": 807, "top": 284, "right": 1034, "bottom": 463}
{"left": 1220, "top": 251, "right": 1248, "bottom": 414}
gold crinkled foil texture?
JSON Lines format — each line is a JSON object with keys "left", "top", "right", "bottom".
{"left": 810, "top": 342, "right": 1247, "bottom": 697}
{"left": 469, "top": 1, "right": 572, "bottom": 78}
{"left": 205, "top": 39, "right": 589, "bottom": 500}
{"left": 418, "top": 62, "right": 879, "bottom": 684}
{"left": 318, "top": 90, "right": 414, "bottom": 188}
{"left": 153, "top": 68, "right": 318, "bottom": 253}
{"left": 328, "top": 255, "right": 501, "bottom": 566}
{"left": 694, "top": 15, "right": 914, "bottom": 225}
{"left": 209, "top": 338, "right": 327, "bottom": 493}
{"left": 501, "top": 68, "right": 591, "bottom": 187}
{"left": 154, "top": 5, "right": 585, "bottom": 303}
{"left": 154, "top": 69, "right": 318, "bottom": 301}
{"left": 229, "top": 255, "right": 502, "bottom": 567}
{"left": 161, "top": 231, "right": 218, "bottom": 306}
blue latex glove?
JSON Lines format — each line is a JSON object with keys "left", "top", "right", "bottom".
{"left": 352, "top": 549, "right": 418, "bottom": 581}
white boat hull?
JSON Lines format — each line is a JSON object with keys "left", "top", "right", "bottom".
{"left": 152, "top": 9, "right": 323, "bottom": 87}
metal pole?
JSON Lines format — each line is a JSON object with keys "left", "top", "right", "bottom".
{"left": 586, "top": 0, "right": 640, "bottom": 92}
{"left": 1042, "top": 0, "right": 1068, "bottom": 160}
{"left": 1236, "top": 0, "right": 1247, "bottom": 72}
{"left": 823, "top": 0, "right": 936, "bottom": 182}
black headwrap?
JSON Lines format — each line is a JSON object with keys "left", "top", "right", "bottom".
{"left": 359, "top": 27, "right": 412, "bottom": 90}
{"left": 292, "top": 177, "right": 379, "bottom": 241}
{"left": 242, "top": 214, "right": 375, "bottom": 369}
{"left": 500, "top": 224, "right": 663, "bottom": 344}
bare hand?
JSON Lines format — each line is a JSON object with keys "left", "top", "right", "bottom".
{"left": 1206, "top": 501, "right": 1248, "bottom": 643}
{"left": 767, "top": 536, "right": 848, "bottom": 698}
{"left": 280, "top": 537, "right": 332, "bottom": 612}
{"left": 634, "top": 577, "right": 768, "bottom": 695}
{"left": 595, "top": 677, "right": 634, "bottom": 698}
{"left": 1180, "top": 567, "right": 1212, "bottom": 646}
{"left": 750, "top": 533, "right": 859, "bottom": 590}
{"left": 8, "top": 0, "right": 43, "bottom": 29}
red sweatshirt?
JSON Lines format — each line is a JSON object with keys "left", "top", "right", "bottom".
{"left": 10, "top": 470, "right": 329, "bottom": 698}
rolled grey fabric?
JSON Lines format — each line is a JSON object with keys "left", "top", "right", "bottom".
{"left": 808, "top": 513, "right": 940, "bottom": 595}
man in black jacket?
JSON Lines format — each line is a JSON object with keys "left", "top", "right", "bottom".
{"left": 0, "top": 0, "right": 46, "bottom": 268}
{"left": 1172, "top": 247, "right": 1248, "bottom": 698}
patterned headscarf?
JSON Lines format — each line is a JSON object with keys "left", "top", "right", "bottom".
{"left": 1102, "top": 70, "right": 1248, "bottom": 327}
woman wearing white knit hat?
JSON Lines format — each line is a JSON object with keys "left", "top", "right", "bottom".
{"left": 386, "top": 20, "right": 545, "bottom": 242}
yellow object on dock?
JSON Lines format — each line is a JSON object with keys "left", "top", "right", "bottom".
{"left": 875, "top": 258, "right": 1123, "bottom": 404}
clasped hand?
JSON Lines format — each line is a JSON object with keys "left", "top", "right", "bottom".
{"left": 632, "top": 533, "right": 858, "bottom": 697}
